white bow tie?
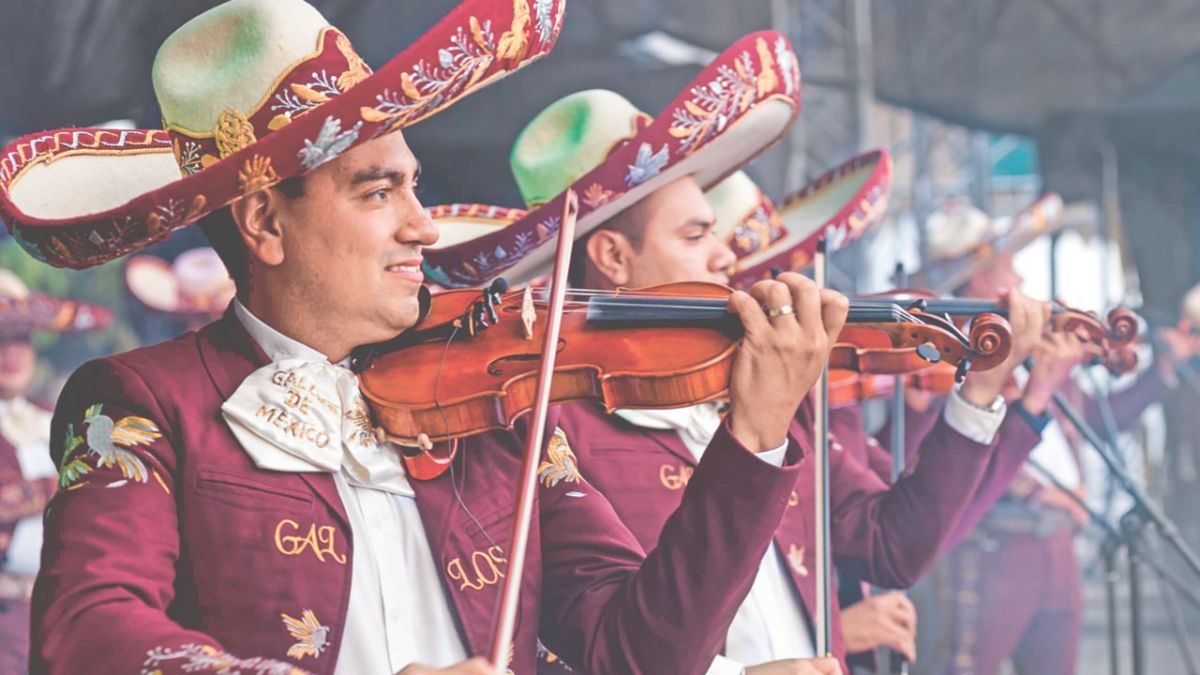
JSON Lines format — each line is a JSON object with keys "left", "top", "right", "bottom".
{"left": 222, "top": 359, "right": 413, "bottom": 496}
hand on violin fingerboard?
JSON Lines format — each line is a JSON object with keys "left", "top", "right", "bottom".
{"left": 726, "top": 273, "right": 849, "bottom": 452}
{"left": 960, "top": 289, "right": 1049, "bottom": 407}
{"left": 1021, "top": 331, "right": 1091, "bottom": 414}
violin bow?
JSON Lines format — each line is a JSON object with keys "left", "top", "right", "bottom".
{"left": 487, "top": 189, "right": 579, "bottom": 672}
{"left": 888, "top": 264, "right": 911, "bottom": 675}
{"left": 813, "top": 239, "right": 833, "bottom": 656}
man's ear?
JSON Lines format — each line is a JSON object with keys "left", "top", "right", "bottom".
{"left": 228, "top": 189, "right": 286, "bottom": 266}
{"left": 586, "top": 229, "right": 635, "bottom": 287}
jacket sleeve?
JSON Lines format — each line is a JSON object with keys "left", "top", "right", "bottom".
{"left": 1082, "top": 368, "right": 1169, "bottom": 434}
{"left": 939, "top": 407, "right": 1043, "bottom": 551}
{"left": 829, "top": 413, "right": 998, "bottom": 589}
{"left": 31, "top": 358, "right": 308, "bottom": 675}
{"left": 539, "top": 415, "right": 801, "bottom": 675}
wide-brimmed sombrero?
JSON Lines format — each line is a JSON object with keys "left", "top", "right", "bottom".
{"left": 707, "top": 149, "right": 892, "bottom": 288}
{"left": 0, "top": 0, "right": 565, "bottom": 270}
{"left": 910, "top": 192, "right": 1065, "bottom": 294}
{"left": 0, "top": 270, "right": 112, "bottom": 338}
{"left": 125, "top": 247, "right": 235, "bottom": 320}
{"left": 422, "top": 30, "right": 802, "bottom": 288}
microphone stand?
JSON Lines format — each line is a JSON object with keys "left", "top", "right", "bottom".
{"left": 1047, "top": 385, "right": 1200, "bottom": 675}
{"left": 1025, "top": 459, "right": 1200, "bottom": 675}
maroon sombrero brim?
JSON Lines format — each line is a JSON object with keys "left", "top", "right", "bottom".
{"left": 729, "top": 149, "right": 892, "bottom": 288}
{"left": 0, "top": 293, "right": 113, "bottom": 337}
{"left": 0, "top": 0, "right": 567, "bottom": 270}
{"left": 422, "top": 30, "right": 804, "bottom": 289}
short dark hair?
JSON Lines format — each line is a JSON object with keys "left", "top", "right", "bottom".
{"left": 567, "top": 202, "right": 645, "bottom": 287}
{"left": 199, "top": 175, "right": 306, "bottom": 290}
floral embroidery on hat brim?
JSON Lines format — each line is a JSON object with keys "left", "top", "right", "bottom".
{"left": 0, "top": 0, "right": 566, "bottom": 270}
{"left": 729, "top": 149, "right": 893, "bottom": 289}
{"left": 422, "top": 31, "right": 803, "bottom": 289}
{"left": 0, "top": 292, "right": 112, "bottom": 337}
{"left": 910, "top": 192, "right": 1064, "bottom": 294}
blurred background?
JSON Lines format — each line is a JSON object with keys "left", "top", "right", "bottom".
{"left": 2, "top": 1, "right": 1199, "bottom": 672}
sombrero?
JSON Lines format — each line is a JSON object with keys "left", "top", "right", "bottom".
{"left": 910, "top": 193, "right": 1065, "bottom": 294}
{"left": 125, "top": 247, "right": 235, "bottom": 320}
{"left": 0, "top": 0, "right": 566, "bottom": 270}
{"left": 422, "top": 30, "right": 802, "bottom": 288}
{"left": 0, "top": 270, "right": 112, "bottom": 338}
{"left": 707, "top": 149, "right": 892, "bottom": 288}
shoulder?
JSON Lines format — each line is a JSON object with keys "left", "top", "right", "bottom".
{"left": 65, "top": 332, "right": 204, "bottom": 397}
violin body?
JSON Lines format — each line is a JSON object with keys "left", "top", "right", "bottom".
{"left": 358, "top": 282, "right": 1012, "bottom": 445}
{"left": 360, "top": 282, "right": 738, "bottom": 445}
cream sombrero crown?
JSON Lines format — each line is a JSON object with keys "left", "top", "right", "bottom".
{"left": 0, "top": 0, "right": 566, "bottom": 269}
{"left": 0, "top": 269, "right": 112, "bottom": 337}
{"left": 910, "top": 193, "right": 1066, "bottom": 293}
{"left": 707, "top": 149, "right": 893, "bottom": 288}
{"left": 422, "top": 31, "right": 802, "bottom": 288}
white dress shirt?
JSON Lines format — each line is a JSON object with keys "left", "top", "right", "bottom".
{"left": 233, "top": 301, "right": 468, "bottom": 674}
{"left": 618, "top": 386, "right": 1005, "bottom": 674}
{"left": 1, "top": 396, "right": 56, "bottom": 576}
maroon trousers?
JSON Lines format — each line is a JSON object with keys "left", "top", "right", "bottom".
{"left": 913, "top": 526, "right": 1081, "bottom": 675}
{"left": 0, "top": 598, "right": 30, "bottom": 674}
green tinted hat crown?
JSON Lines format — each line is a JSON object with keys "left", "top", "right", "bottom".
{"left": 510, "top": 89, "right": 645, "bottom": 207}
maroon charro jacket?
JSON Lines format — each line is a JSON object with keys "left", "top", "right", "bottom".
{"left": 557, "top": 397, "right": 1022, "bottom": 669}
{"left": 31, "top": 312, "right": 804, "bottom": 675}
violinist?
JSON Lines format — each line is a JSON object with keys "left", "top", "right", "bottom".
{"left": 5, "top": 4, "right": 849, "bottom": 674}
{"left": 491, "top": 84, "right": 1061, "bottom": 675}
{"left": 899, "top": 198, "right": 1198, "bottom": 675}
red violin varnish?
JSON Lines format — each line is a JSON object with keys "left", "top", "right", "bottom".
{"left": 352, "top": 283, "right": 1013, "bottom": 456}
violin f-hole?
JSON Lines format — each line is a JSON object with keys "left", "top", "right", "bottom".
{"left": 487, "top": 339, "right": 568, "bottom": 377}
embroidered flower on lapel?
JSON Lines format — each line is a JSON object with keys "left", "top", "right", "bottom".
{"left": 787, "top": 544, "right": 809, "bottom": 577}
{"left": 281, "top": 609, "right": 331, "bottom": 661}
{"left": 59, "top": 404, "right": 163, "bottom": 489}
{"left": 536, "top": 427, "right": 581, "bottom": 488}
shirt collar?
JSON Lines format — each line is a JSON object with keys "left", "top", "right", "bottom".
{"left": 233, "top": 299, "right": 346, "bottom": 366}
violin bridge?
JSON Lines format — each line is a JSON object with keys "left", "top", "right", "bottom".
{"left": 521, "top": 286, "right": 536, "bottom": 340}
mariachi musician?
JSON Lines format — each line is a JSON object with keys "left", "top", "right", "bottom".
{"left": 0, "top": 1, "right": 862, "bottom": 673}
{"left": 418, "top": 84, "right": 1077, "bottom": 674}
{"left": 895, "top": 198, "right": 1197, "bottom": 675}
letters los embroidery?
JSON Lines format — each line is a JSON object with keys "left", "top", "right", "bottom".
{"left": 446, "top": 545, "right": 508, "bottom": 591}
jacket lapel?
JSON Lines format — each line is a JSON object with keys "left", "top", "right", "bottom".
{"left": 196, "top": 310, "right": 351, "bottom": 530}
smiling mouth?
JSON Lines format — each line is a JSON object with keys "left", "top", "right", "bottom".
{"left": 385, "top": 263, "right": 422, "bottom": 274}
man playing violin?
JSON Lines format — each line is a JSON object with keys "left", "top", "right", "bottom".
{"left": 6, "top": 4, "right": 845, "bottom": 675}
{"left": 493, "top": 89, "right": 1085, "bottom": 675}
{"left": 901, "top": 197, "right": 1197, "bottom": 675}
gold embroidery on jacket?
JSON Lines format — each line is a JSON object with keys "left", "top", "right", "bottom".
{"left": 281, "top": 609, "right": 331, "bottom": 660}
{"left": 274, "top": 518, "right": 347, "bottom": 565}
{"left": 446, "top": 545, "right": 508, "bottom": 591}
{"left": 659, "top": 463, "right": 694, "bottom": 491}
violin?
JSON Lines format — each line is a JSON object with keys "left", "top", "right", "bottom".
{"left": 352, "top": 282, "right": 1013, "bottom": 447}
{"left": 855, "top": 290, "right": 1141, "bottom": 374}
{"left": 829, "top": 364, "right": 957, "bottom": 409}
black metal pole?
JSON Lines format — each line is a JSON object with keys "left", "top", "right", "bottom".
{"left": 1048, "top": 388, "right": 1200, "bottom": 579}
{"left": 1123, "top": 511, "right": 1146, "bottom": 675}
{"left": 1102, "top": 536, "right": 1122, "bottom": 675}
{"left": 1148, "top": 539, "right": 1200, "bottom": 675}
